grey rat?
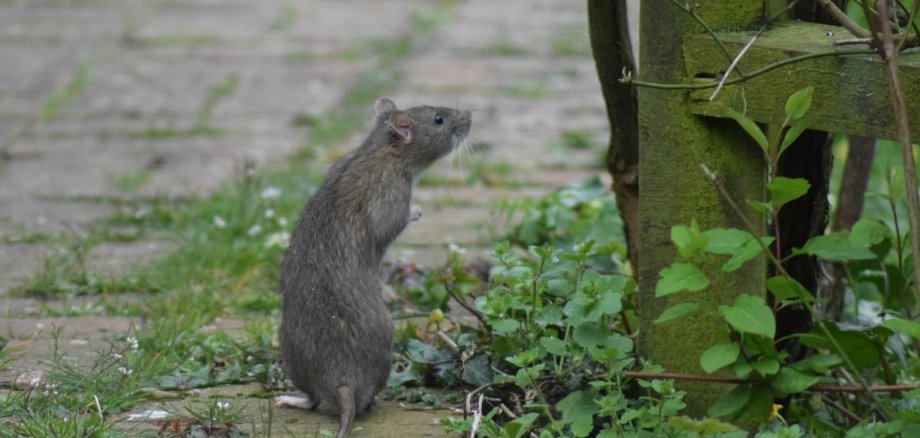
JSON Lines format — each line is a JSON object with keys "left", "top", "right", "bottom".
{"left": 276, "top": 98, "right": 472, "bottom": 438}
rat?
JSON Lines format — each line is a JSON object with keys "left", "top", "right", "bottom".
{"left": 276, "top": 98, "right": 472, "bottom": 438}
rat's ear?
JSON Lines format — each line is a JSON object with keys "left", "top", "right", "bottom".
{"left": 388, "top": 111, "right": 412, "bottom": 144}
{"left": 375, "top": 98, "right": 397, "bottom": 117}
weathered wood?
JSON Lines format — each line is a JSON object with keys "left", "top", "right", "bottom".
{"left": 685, "top": 21, "right": 920, "bottom": 140}
{"left": 638, "top": 0, "right": 766, "bottom": 416}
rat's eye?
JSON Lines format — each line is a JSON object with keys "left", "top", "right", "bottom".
{"left": 434, "top": 113, "right": 444, "bottom": 125}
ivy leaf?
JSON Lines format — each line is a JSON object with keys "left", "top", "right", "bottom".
{"left": 656, "top": 263, "right": 709, "bottom": 297}
{"left": 556, "top": 391, "right": 598, "bottom": 437}
{"left": 725, "top": 107, "right": 768, "bottom": 153}
{"left": 768, "top": 177, "right": 810, "bottom": 211}
{"left": 770, "top": 367, "right": 820, "bottom": 396}
{"left": 722, "top": 236, "right": 773, "bottom": 272}
{"left": 671, "top": 219, "right": 708, "bottom": 257}
{"left": 460, "top": 354, "right": 494, "bottom": 387}
{"left": 784, "top": 85, "right": 814, "bottom": 122}
{"left": 703, "top": 228, "right": 751, "bottom": 255}
{"left": 719, "top": 294, "right": 775, "bottom": 338}
{"left": 700, "top": 342, "right": 740, "bottom": 373}
{"left": 883, "top": 318, "right": 920, "bottom": 339}
{"left": 655, "top": 301, "right": 711, "bottom": 324}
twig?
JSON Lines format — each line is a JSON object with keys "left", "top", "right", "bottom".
{"left": 437, "top": 330, "right": 460, "bottom": 352}
{"left": 444, "top": 281, "right": 489, "bottom": 332}
{"left": 469, "top": 393, "right": 484, "bottom": 438}
{"left": 821, "top": 394, "right": 863, "bottom": 423}
{"left": 624, "top": 48, "right": 876, "bottom": 90}
{"left": 625, "top": 370, "right": 920, "bottom": 392}
{"left": 817, "top": 0, "right": 871, "bottom": 38}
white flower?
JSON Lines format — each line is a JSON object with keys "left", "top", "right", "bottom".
{"left": 118, "top": 366, "right": 133, "bottom": 375}
{"left": 264, "top": 208, "right": 275, "bottom": 218}
{"left": 126, "top": 336, "right": 139, "bottom": 350}
{"left": 448, "top": 243, "right": 466, "bottom": 254}
{"left": 264, "top": 231, "right": 290, "bottom": 249}
{"left": 261, "top": 187, "right": 282, "bottom": 199}
{"left": 213, "top": 215, "right": 227, "bottom": 229}
{"left": 278, "top": 217, "right": 288, "bottom": 227}
{"left": 217, "top": 400, "right": 230, "bottom": 410}
{"left": 248, "top": 224, "right": 262, "bottom": 236}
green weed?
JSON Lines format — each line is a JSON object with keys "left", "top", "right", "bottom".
{"left": 41, "top": 60, "right": 91, "bottom": 122}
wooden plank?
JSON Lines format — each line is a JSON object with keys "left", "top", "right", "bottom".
{"left": 638, "top": 0, "right": 766, "bottom": 417}
{"left": 685, "top": 21, "right": 920, "bottom": 140}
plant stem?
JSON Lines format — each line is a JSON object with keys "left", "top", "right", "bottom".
{"left": 877, "top": 0, "right": 920, "bottom": 315}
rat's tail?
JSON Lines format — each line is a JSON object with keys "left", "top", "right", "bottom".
{"left": 335, "top": 386, "right": 356, "bottom": 438}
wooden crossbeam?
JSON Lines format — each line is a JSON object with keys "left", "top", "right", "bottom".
{"left": 685, "top": 21, "right": 920, "bottom": 140}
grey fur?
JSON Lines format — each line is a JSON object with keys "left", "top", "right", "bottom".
{"left": 279, "top": 98, "right": 471, "bottom": 437}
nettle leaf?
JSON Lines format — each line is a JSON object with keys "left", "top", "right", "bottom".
{"left": 540, "top": 336, "right": 567, "bottom": 356}
{"left": 671, "top": 219, "right": 708, "bottom": 257}
{"left": 725, "top": 107, "right": 768, "bottom": 153}
{"left": 771, "top": 367, "right": 819, "bottom": 396}
{"left": 883, "top": 318, "right": 920, "bottom": 339}
{"left": 573, "top": 321, "right": 608, "bottom": 349}
{"left": 768, "top": 177, "right": 810, "bottom": 211}
{"left": 655, "top": 301, "right": 712, "bottom": 324}
{"left": 719, "top": 294, "right": 775, "bottom": 338}
{"left": 656, "top": 263, "right": 709, "bottom": 297}
{"left": 722, "top": 236, "right": 774, "bottom": 272}
{"left": 765, "top": 275, "right": 814, "bottom": 303}
{"left": 700, "top": 342, "right": 740, "bottom": 374}
{"left": 556, "top": 391, "right": 598, "bottom": 438}
{"left": 780, "top": 112, "right": 818, "bottom": 155}
{"left": 703, "top": 228, "right": 751, "bottom": 255}
{"left": 784, "top": 85, "right": 814, "bottom": 122}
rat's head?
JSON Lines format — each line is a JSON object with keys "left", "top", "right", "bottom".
{"left": 374, "top": 98, "right": 472, "bottom": 175}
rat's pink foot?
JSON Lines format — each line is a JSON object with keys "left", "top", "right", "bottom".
{"left": 274, "top": 395, "right": 318, "bottom": 410}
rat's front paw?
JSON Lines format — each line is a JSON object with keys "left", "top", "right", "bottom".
{"left": 410, "top": 205, "right": 422, "bottom": 222}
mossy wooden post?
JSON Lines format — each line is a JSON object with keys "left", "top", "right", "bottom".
{"left": 637, "top": 1, "right": 766, "bottom": 415}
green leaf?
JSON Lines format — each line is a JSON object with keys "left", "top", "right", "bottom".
{"left": 491, "top": 318, "right": 521, "bottom": 334}
{"left": 725, "top": 107, "right": 768, "bottom": 153}
{"left": 722, "top": 236, "right": 774, "bottom": 272}
{"left": 572, "top": 322, "right": 608, "bottom": 349}
{"left": 750, "top": 356, "right": 780, "bottom": 375}
{"left": 770, "top": 367, "right": 820, "bottom": 396}
{"left": 460, "top": 354, "right": 494, "bottom": 386}
{"left": 655, "top": 301, "right": 711, "bottom": 324}
{"left": 796, "top": 232, "right": 877, "bottom": 261}
{"left": 656, "top": 263, "right": 709, "bottom": 297}
{"left": 671, "top": 220, "right": 708, "bottom": 257}
{"left": 765, "top": 275, "right": 814, "bottom": 303}
{"left": 703, "top": 228, "right": 752, "bottom": 255}
{"left": 787, "top": 354, "right": 841, "bottom": 373}
{"left": 768, "top": 177, "right": 810, "bottom": 211}
{"left": 719, "top": 294, "right": 776, "bottom": 338}
{"left": 540, "top": 336, "right": 567, "bottom": 356}
{"left": 708, "top": 384, "right": 751, "bottom": 417}
{"left": 745, "top": 199, "right": 772, "bottom": 214}
{"left": 848, "top": 218, "right": 891, "bottom": 248}
{"left": 700, "top": 342, "right": 740, "bottom": 373}
{"left": 504, "top": 413, "right": 540, "bottom": 438}
{"left": 798, "top": 325, "right": 880, "bottom": 369}
{"left": 784, "top": 86, "right": 814, "bottom": 122}
{"left": 556, "top": 391, "right": 598, "bottom": 437}
{"left": 780, "top": 111, "right": 818, "bottom": 155}
{"left": 883, "top": 318, "right": 920, "bottom": 339}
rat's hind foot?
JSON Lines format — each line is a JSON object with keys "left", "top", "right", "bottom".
{"left": 274, "top": 395, "right": 318, "bottom": 410}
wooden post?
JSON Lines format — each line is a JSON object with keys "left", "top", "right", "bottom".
{"left": 637, "top": 1, "right": 766, "bottom": 415}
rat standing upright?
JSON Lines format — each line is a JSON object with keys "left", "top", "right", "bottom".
{"left": 277, "top": 98, "right": 472, "bottom": 438}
